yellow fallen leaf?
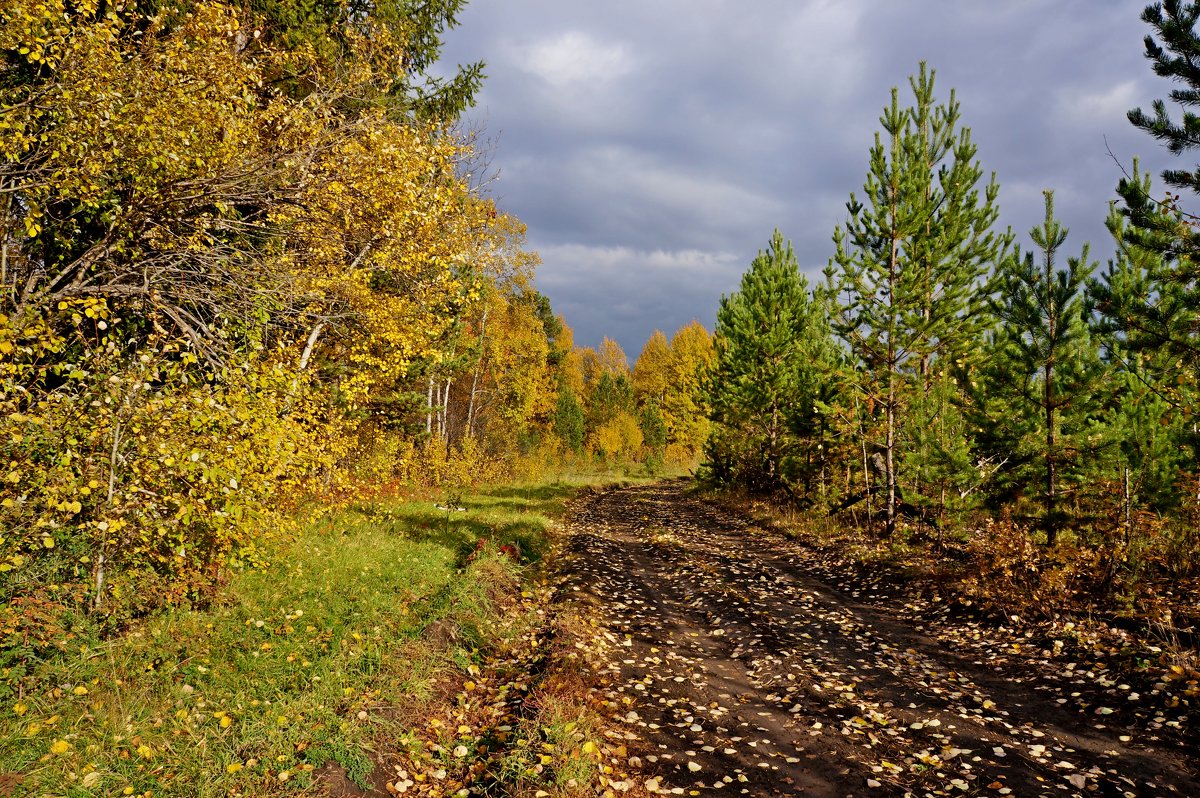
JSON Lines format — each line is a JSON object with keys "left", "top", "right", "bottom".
{"left": 50, "top": 739, "right": 70, "bottom": 755}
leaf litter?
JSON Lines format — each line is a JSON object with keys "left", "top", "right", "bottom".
{"left": 550, "top": 482, "right": 1200, "bottom": 798}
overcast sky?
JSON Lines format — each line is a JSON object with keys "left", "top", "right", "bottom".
{"left": 438, "top": 1, "right": 1176, "bottom": 359}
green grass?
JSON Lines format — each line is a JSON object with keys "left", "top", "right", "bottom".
{"left": 0, "top": 478, "right": 603, "bottom": 798}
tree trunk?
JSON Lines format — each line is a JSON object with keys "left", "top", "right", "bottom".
{"left": 435, "top": 379, "right": 446, "bottom": 440}
{"left": 884, "top": 171, "right": 901, "bottom": 538}
{"left": 436, "top": 323, "right": 462, "bottom": 444}
{"left": 443, "top": 376, "right": 453, "bottom": 457}
{"left": 1123, "top": 466, "right": 1133, "bottom": 548}
{"left": 1, "top": 191, "right": 11, "bottom": 300}
{"left": 436, "top": 381, "right": 446, "bottom": 441}
{"left": 847, "top": 460, "right": 860, "bottom": 533}
{"left": 1045, "top": 368, "right": 1057, "bottom": 546}
{"left": 93, "top": 416, "right": 122, "bottom": 612}
{"left": 860, "top": 409, "right": 873, "bottom": 526}
{"left": 937, "top": 485, "right": 946, "bottom": 550}
{"left": 466, "top": 367, "right": 480, "bottom": 438}
{"left": 466, "top": 308, "right": 488, "bottom": 438}
{"left": 1044, "top": 237, "right": 1058, "bottom": 546}
{"left": 885, "top": 377, "right": 897, "bottom": 537}
{"left": 426, "top": 376, "right": 434, "bottom": 437}
{"left": 285, "top": 320, "right": 326, "bottom": 406}
{"left": 818, "top": 417, "right": 827, "bottom": 502}
{"left": 297, "top": 321, "right": 325, "bottom": 374}
{"left": 768, "top": 404, "right": 780, "bottom": 485}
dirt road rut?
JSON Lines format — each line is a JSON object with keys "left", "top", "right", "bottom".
{"left": 554, "top": 481, "right": 1199, "bottom": 798}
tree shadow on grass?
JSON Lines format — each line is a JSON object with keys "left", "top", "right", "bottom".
{"left": 391, "top": 509, "right": 489, "bottom": 564}
{"left": 333, "top": 482, "right": 593, "bottom": 568}
{"left": 472, "top": 483, "right": 580, "bottom": 512}
{"left": 364, "top": 505, "right": 554, "bottom": 567}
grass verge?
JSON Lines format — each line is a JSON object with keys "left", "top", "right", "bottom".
{"left": 0, "top": 476, "right": 639, "bottom": 798}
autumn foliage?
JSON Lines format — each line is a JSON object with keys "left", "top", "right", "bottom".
{"left": 0, "top": 0, "right": 563, "bottom": 652}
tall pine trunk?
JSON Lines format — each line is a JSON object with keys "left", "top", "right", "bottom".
{"left": 1044, "top": 242, "right": 1058, "bottom": 546}
{"left": 885, "top": 374, "right": 897, "bottom": 537}
{"left": 884, "top": 190, "right": 900, "bottom": 538}
{"left": 1044, "top": 360, "right": 1057, "bottom": 546}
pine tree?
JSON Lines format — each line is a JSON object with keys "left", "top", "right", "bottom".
{"left": 584, "top": 370, "right": 638, "bottom": 461}
{"left": 1129, "top": 1, "right": 1200, "bottom": 195}
{"left": 1093, "top": 170, "right": 1196, "bottom": 537}
{"left": 245, "top": 0, "right": 485, "bottom": 119}
{"left": 552, "top": 388, "right": 585, "bottom": 455}
{"left": 1101, "top": 160, "right": 1200, "bottom": 371}
{"left": 703, "top": 230, "right": 836, "bottom": 497}
{"left": 826, "top": 63, "right": 1006, "bottom": 535}
{"left": 1114, "top": 2, "right": 1200, "bottom": 368}
{"left": 638, "top": 401, "right": 668, "bottom": 466}
{"left": 899, "top": 369, "right": 977, "bottom": 539}
{"left": 984, "top": 192, "right": 1103, "bottom": 545}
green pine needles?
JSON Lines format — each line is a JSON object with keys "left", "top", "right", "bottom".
{"left": 700, "top": 41, "right": 1200, "bottom": 576}
{"left": 703, "top": 230, "right": 837, "bottom": 497}
{"left": 984, "top": 192, "right": 1102, "bottom": 545}
{"left": 825, "top": 62, "right": 1007, "bottom": 536}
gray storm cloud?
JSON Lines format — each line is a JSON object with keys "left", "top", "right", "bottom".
{"left": 439, "top": 0, "right": 1167, "bottom": 355}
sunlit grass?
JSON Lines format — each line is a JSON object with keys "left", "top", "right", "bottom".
{"left": 0, "top": 478, "right": 602, "bottom": 797}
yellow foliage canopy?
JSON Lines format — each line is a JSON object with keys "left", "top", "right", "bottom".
{"left": 0, "top": 0, "right": 544, "bottom": 645}
{"left": 283, "top": 122, "right": 484, "bottom": 405}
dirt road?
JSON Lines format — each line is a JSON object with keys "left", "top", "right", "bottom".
{"left": 553, "top": 481, "right": 1199, "bottom": 798}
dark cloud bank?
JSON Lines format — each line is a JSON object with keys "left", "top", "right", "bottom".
{"left": 439, "top": 1, "right": 1171, "bottom": 357}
